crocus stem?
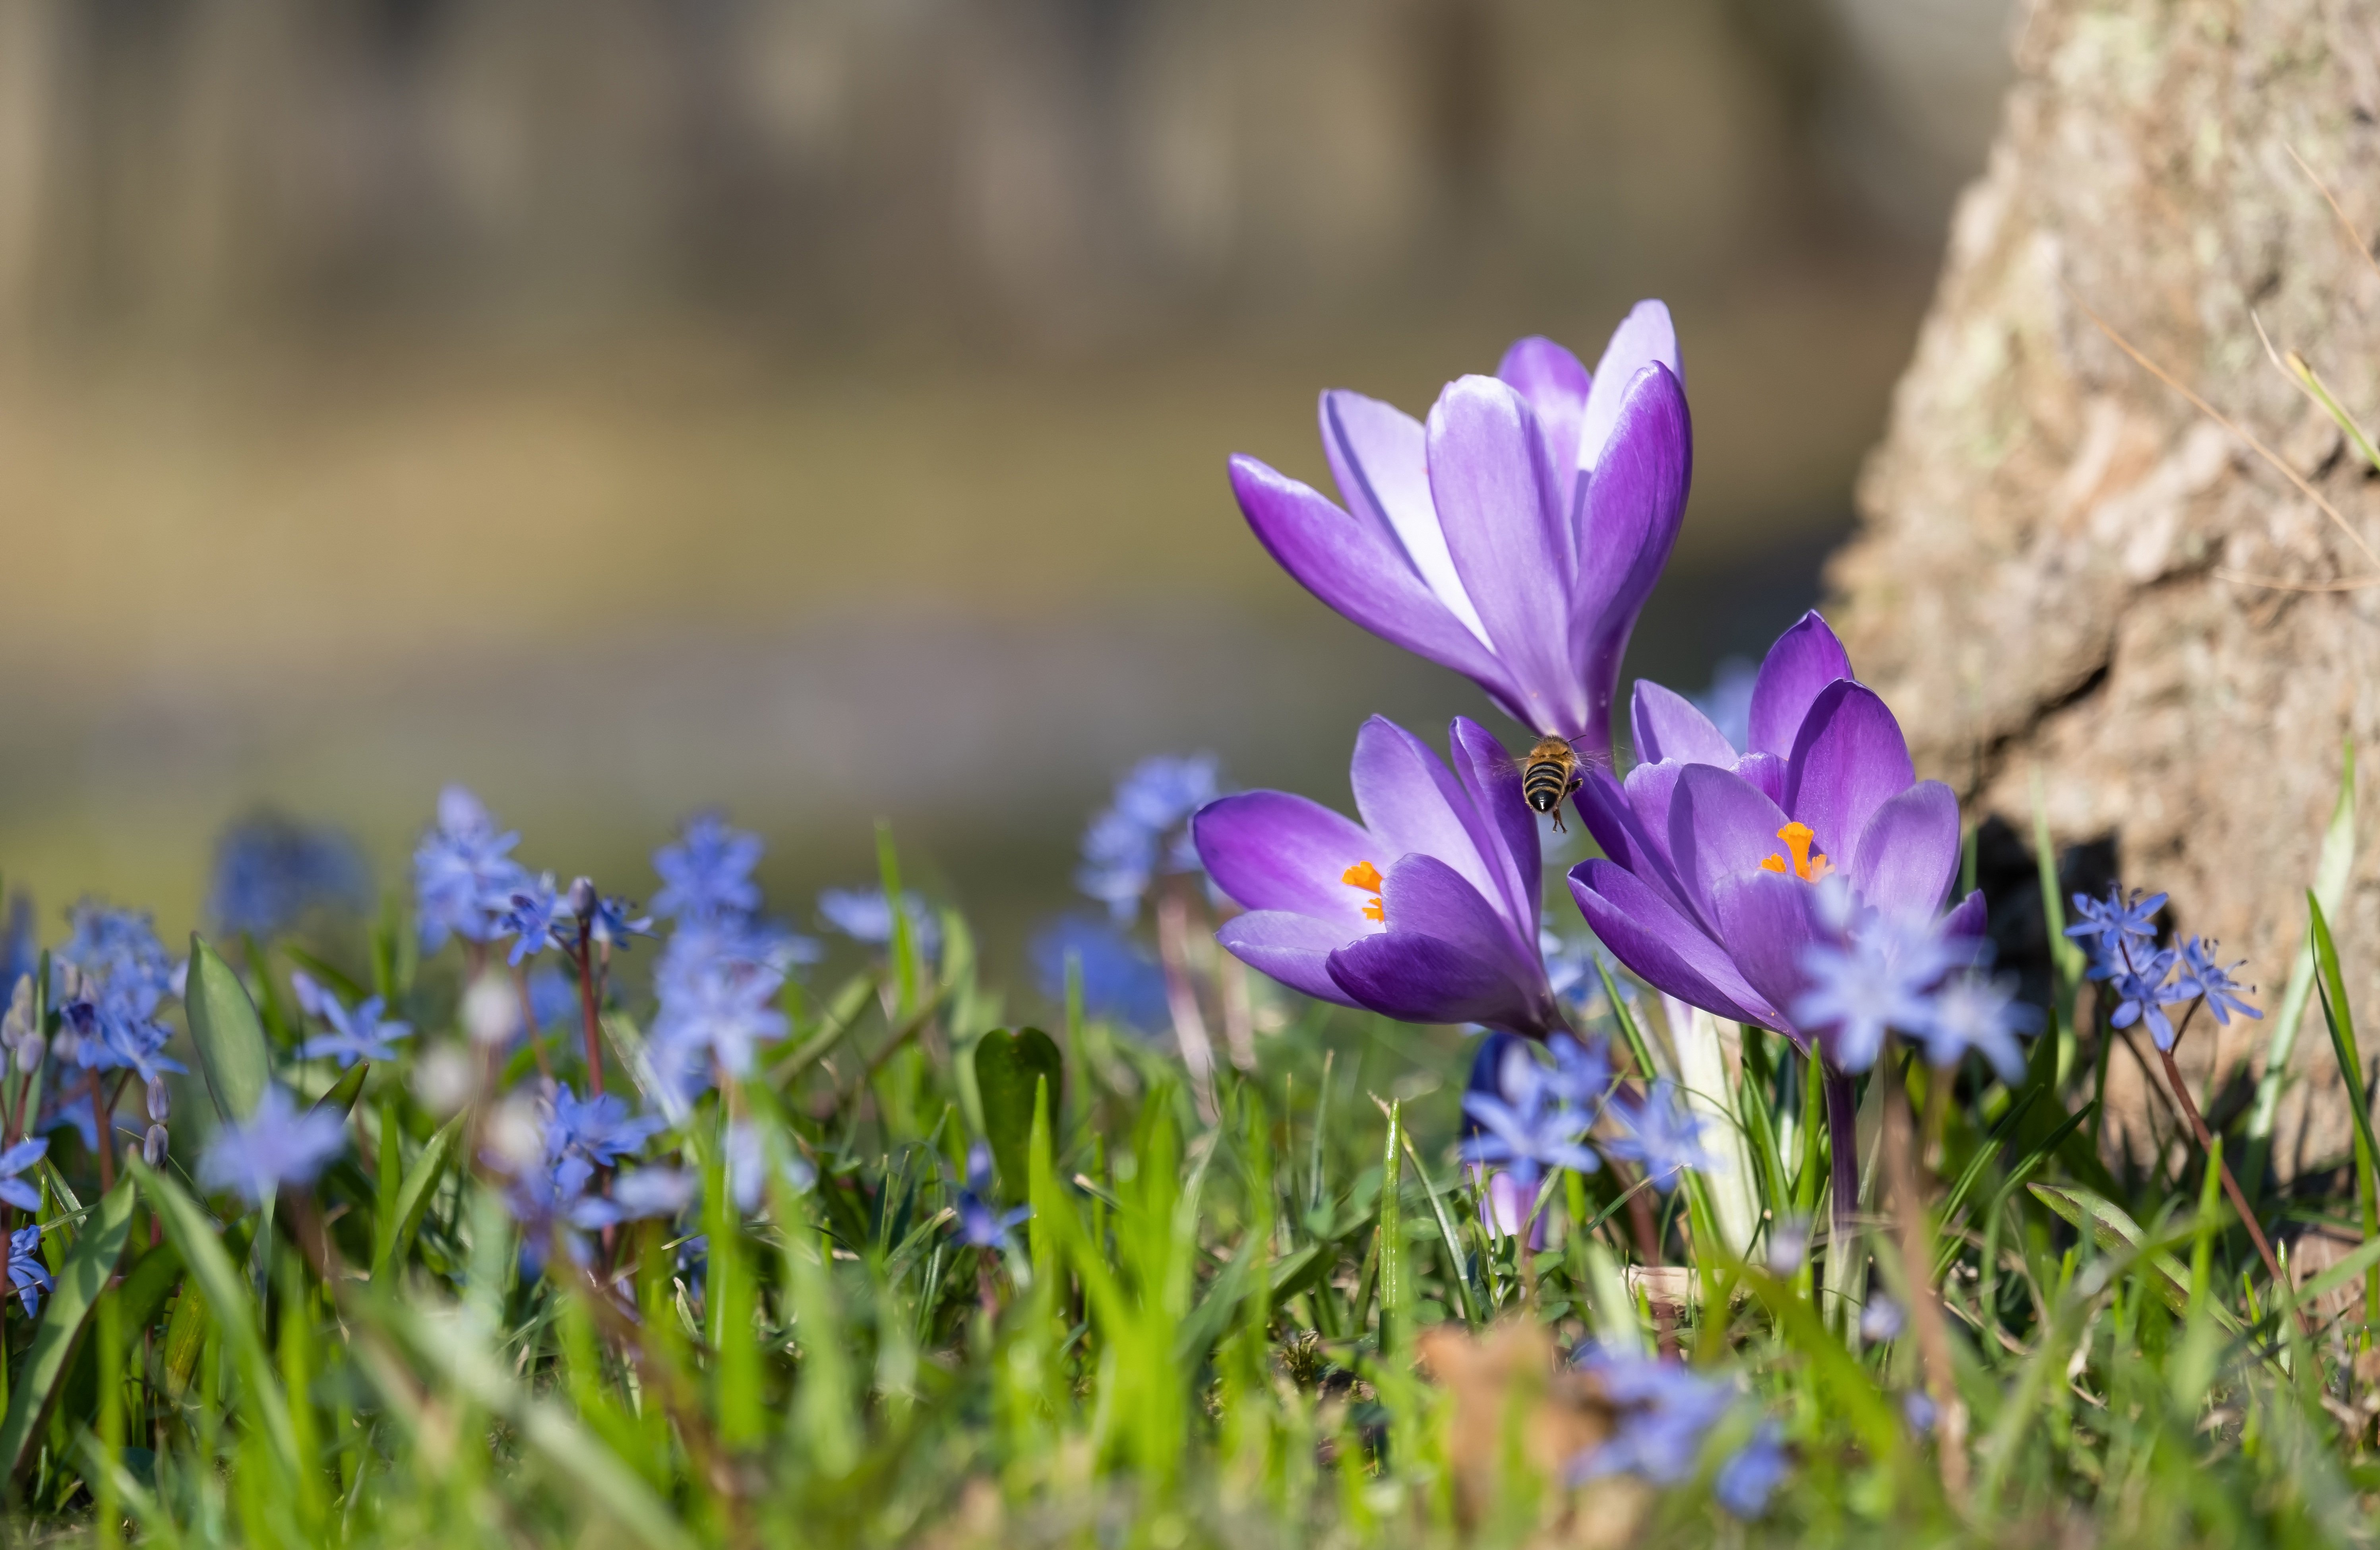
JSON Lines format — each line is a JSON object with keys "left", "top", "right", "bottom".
{"left": 1822, "top": 1066, "right": 1860, "bottom": 1256}
{"left": 1884, "top": 1050, "right": 1966, "bottom": 1502}
{"left": 1154, "top": 888, "right": 1219, "bottom": 1123}
{"left": 2156, "top": 1042, "right": 2289, "bottom": 1298}
{"left": 574, "top": 929, "right": 606, "bottom": 1099}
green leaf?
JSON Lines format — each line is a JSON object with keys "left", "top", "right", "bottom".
{"left": 0, "top": 1176, "right": 136, "bottom": 1478}
{"left": 310, "top": 1060, "right": 371, "bottom": 1121}
{"left": 372, "top": 1112, "right": 462, "bottom": 1283}
{"left": 2026, "top": 1183, "right": 2243, "bottom": 1333}
{"left": 973, "top": 1028, "right": 1063, "bottom": 1200}
{"left": 184, "top": 936, "right": 272, "bottom": 1124}
{"left": 131, "top": 1160, "right": 299, "bottom": 1471}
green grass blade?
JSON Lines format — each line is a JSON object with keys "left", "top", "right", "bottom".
{"left": 0, "top": 1177, "right": 136, "bottom": 1478}
{"left": 2249, "top": 741, "right": 2357, "bottom": 1149}
{"left": 183, "top": 936, "right": 272, "bottom": 1124}
{"left": 2308, "top": 892, "right": 2380, "bottom": 1326}
{"left": 372, "top": 1111, "right": 462, "bottom": 1284}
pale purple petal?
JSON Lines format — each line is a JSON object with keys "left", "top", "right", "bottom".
{"left": 1735, "top": 752, "right": 1789, "bottom": 808}
{"left": 1218, "top": 911, "right": 1366, "bottom": 1008}
{"left": 1569, "top": 861, "right": 1776, "bottom": 1028}
{"left": 1578, "top": 300, "right": 1682, "bottom": 472}
{"left": 1350, "top": 717, "right": 1507, "bottom": 920}
{"left": 1328, "top": 933, "right": 1545, "bottom": 1032}
{"left": 1318, "top": 391, "right": 1495, "bottom": 648}
{"left": 1622, "top": 760, "right": 1688, "bottom": 872}
{"left": 1705, "top": 870, "right": 1826, "bottom": 1044}
{"left": 1497, "top": 336, "right": 1592, "bottom": 512}
{"left": 1229, "top": 455, "right": 1516, "bottom": 699}
{"left": 1574, "top": 768, "right": 1689, "bottom": 916}
{"left": 1667, "top": 763, "right": 1796, "bottom": 934}
{"left": 1631, "top": 680, "right": 1736, "bottom": 766}
{"left": 1568, "top": 364, "right": 1691, "bottom": 758}
{"left": 1782, "top": 681, "right": 1917, "bottom": 867}
{"left": 1747, "top": 610, "right": 1853, "bottom": 759}
{"left": 1378, "top": 854, "right": 1542, "bottom": 995}
{"left": 1849, "top": 781, "right": 1962, "bottom": 921}
{"left": 1941, "top": 889, "right": 1988, "bottom": 945}
{"left": 1449, "top": 716, "right": 1542, "bottom": 939}
{"left": 1193, "top": 791, "right": 1379, "bottom": 930}
{"left": 1426, "top": 376, "right": 1581, "bottom": 736}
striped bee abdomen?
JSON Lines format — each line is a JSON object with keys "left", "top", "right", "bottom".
{"left": 1520, "top": 736, "right": 1580, "bottom": 816}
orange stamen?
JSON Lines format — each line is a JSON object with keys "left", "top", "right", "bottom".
{"left": 1762, "top": 822, "right": 1834, "bottom": 882}
{"left": 1342, "top": 860, "right": 1387, "bottom": 922}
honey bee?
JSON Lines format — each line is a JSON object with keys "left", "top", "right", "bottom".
{"left": 1522, "top": 735, "right": 1586, "bottom": 831}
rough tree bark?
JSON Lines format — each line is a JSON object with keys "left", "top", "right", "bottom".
{"left": 1832, "top": 0, "right": 2380, "bottom": 1177}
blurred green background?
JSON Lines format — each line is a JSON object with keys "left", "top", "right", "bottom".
{"left": 0, "top": 0, "right": 2014, "bottom": 979}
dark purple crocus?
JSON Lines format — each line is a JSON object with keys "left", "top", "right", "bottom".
{"left": 1226, "top": 306, "right": 1690, "bottom": 758}
{"left": 1566, "top": 612, "right": 1983, "bottom": 1217}
{"left": 1193, "top": 716, "right": 1563, "bottom": 1037}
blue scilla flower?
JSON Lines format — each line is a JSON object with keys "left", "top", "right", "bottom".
{"left": 583, "top": 892, "right": 655, "bottom": 950}
{"left": 1690, "top": 655, "right": 1758, "bottom": 754}
{"left": 1541, "top": 1032, "right": 1615, "bottom": 1112}
{"left": 1791, "top": 904, "right": 1964, "bottom": 1074}
{"left": 651, "top": 813, "right": 765, "bottom": 921}
{"left": 2065, "top": 885, "right": 2167, "bottom": 977}
{"left": 1713, "top": 1419, "right": 1789, "bottom": 1518}
{"left": 725, "top": 1119, "right": 816, "bottom": 1213}
{"left": 414, "top": 785, "right": 530, "bottom": 953}
{"left": 1569, "top": 1347, "right": 1734, "bottom": 1486}
{"left": 206, "top": 812, "right": 369, "bottom": 940}
{"left": 817, "top": 888, "right": 941, "bottom": 964}
{"left": 2105, "top": 944, "right": 2186, "bottom": 1049}
{"left": 502, "top": 873, "right": 571, "bottom": 965}
{"left": 0, "top": 1138, "right": 45, "bottom": 1213}
{"left": 37, "top": 1073, "right": 99, "bottom": 1155}
{"left": 546, "top": 1086, "right": 664, "bottom": 1169}
{"left": 198, "top": 1086, "right": 347, "bottom": 1206}
{"left": 1606, "top": 1079, "right": 1720, "bottom": 1193}
{"left": 952, "top": 1144, "right": 1030, "bottom": 1251}
{"left": 1539, "top": 923, "right": 1600, "bottom": 1008}
{"left": 527, "top": 965, "right": 577, "bottom": 1032}
{"left": 1461, "top": 1035, "right": 1603, "bottom": 1182}
{"left": 1075, "top": 753, "right": 1226, "bottom": 921}
{"left": 1916, "top": 970, "right": 2041, "bottom": 1084}
{"left": 2174, "top": 937, "right": 2261, "bottom": 1027}
{"left": 647, "top": 920, "right": 790, "bottom": 1116}
{"left": 1030, "top": 915, "right": 1169, "bottom": 1033}
{"left": 57, "top": 900, "right": 177, "bottom": 1012}
{"left": 8, "top": 1227, "right": 50, "bottom": 1316}
{"left": 291, "top": 971, "right": 413, "bottom": 1068}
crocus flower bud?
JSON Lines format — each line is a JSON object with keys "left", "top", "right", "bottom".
{"left": 13, "top": 1031, "right": 41, "bottom": 1074}
{"left": 567, "top": 876, "right": 598, "bottom": 921}
{"left": 462, "top": 972, "right": 521, "bottom": 1047}
{"left": 142, "top": 1124, "right": 168, "bottom": 1167}
{"left": 0, "top": 973, "right": 29, "bottom": 1047}
{"left": 145, "top": 1075, "right": 171, "bottom": 1122}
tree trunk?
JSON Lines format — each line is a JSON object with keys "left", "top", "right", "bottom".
{"left": 1832, "top": 0, "right": 2380, "bottom": 1178}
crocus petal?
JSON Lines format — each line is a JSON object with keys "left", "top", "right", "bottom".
{"left": 1379, "top": 853, "right": 1545, "bottom": 997}
{"left": 1328, "top": 933, "right": 1544, "bottom": 1032}
{"left": 1849, "top": 781, "right": 1962, "bottom": 921}
{"left": 1941, "top": 889, "right": 1987, "bottom": 946}
{"left": 1568, "top": 861, "right": 1777, "bottom": 1029}
{"left": 1351, "top": 718, "right": 1507, "bottom": 925}
{"left": 1631, "top": 680, "right": 1736, "bottom": 766}
{"left": 1570, "top": 365, "right": 1691, "bottom": 753}
{"left": 1218, "top": 911, "right": 1366, "bottom": 1008}
{"left": 1668, "top": 763, "right": 1796, "bottom": 934}
{"left": 1317, "top": 391, "right": 1495, "bottom": 649}
{"left": 1497, "top": 336, "right": 1592, "bottom": 511}
{"left": 1734, "top": 752, "right": 1788, "bottom": 808}
{"left": 1229, "top": 455, "right": 1517, "bottom": 702}
{"left": 1782, "top": 681, "right": 1918, "bottom": 867}
{"left": 1449, "top": 716, "right": 1542, "bottom": 938}
{"left": 1704, "top": 869, "right": 1826, "bottom": 1044}
{"left": 1426, "top": 376, "right": 1582, "bottom": 735}
{"left": 1747, "top": 611, "right": 1853, "bottom": 759}
{"left": 1574, "top": 767, "right": 1685, "bottom": 908}
{"left": 1192, "top": 791, "right": 1379, "bottom": 930}
{"left": 1578, "top": 300, "right": 1682, "bottom": 472}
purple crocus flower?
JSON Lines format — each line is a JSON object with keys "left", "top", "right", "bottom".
{"left": 1226, "top": 307, "right": 1691, "bottom": 758}
{"left": 1193, "top": 716, "right": 1563, "bottom": 1036}
{"left": 1567, "top": 611, "right": 1985, "bottom": 1057}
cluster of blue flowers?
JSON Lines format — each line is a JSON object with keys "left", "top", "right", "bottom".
{"left": 1074, "top": 754, "right": 1224, "bottom": 922}
{"left": 2066, "top": 885, "right": 2260, "bottom": 1050}
{"left": 207, "top": 812, "right": 370, "bottom": 942}
{"left": 1569, "top": 1345, "right": 1784, "bottom": 1517}
{"left": 38, "top": 902, "right": 187, "bottom": 1161}
{"left": 646, "top": 815, "right": 813, "bottom": 1117}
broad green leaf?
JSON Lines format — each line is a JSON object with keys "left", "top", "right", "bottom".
{"left": 130, "top": 1159, "right": 298, "bottom": 1471}
{"left": 372, "top": 1111, "right": 462, "bottom": 1283}
{"left": 0, "top": 1176, "right": 136, "bottom": 1477}
{"left": 184, "top": 936, "right": 272, "bottom": 1124}
{"left": 974, "top": 1028, "right": 1063, "bottom": 1200}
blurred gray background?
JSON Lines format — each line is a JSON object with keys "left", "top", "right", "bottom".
{"left": 0, "top": 0, "right": 2014, "bottom": 966}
